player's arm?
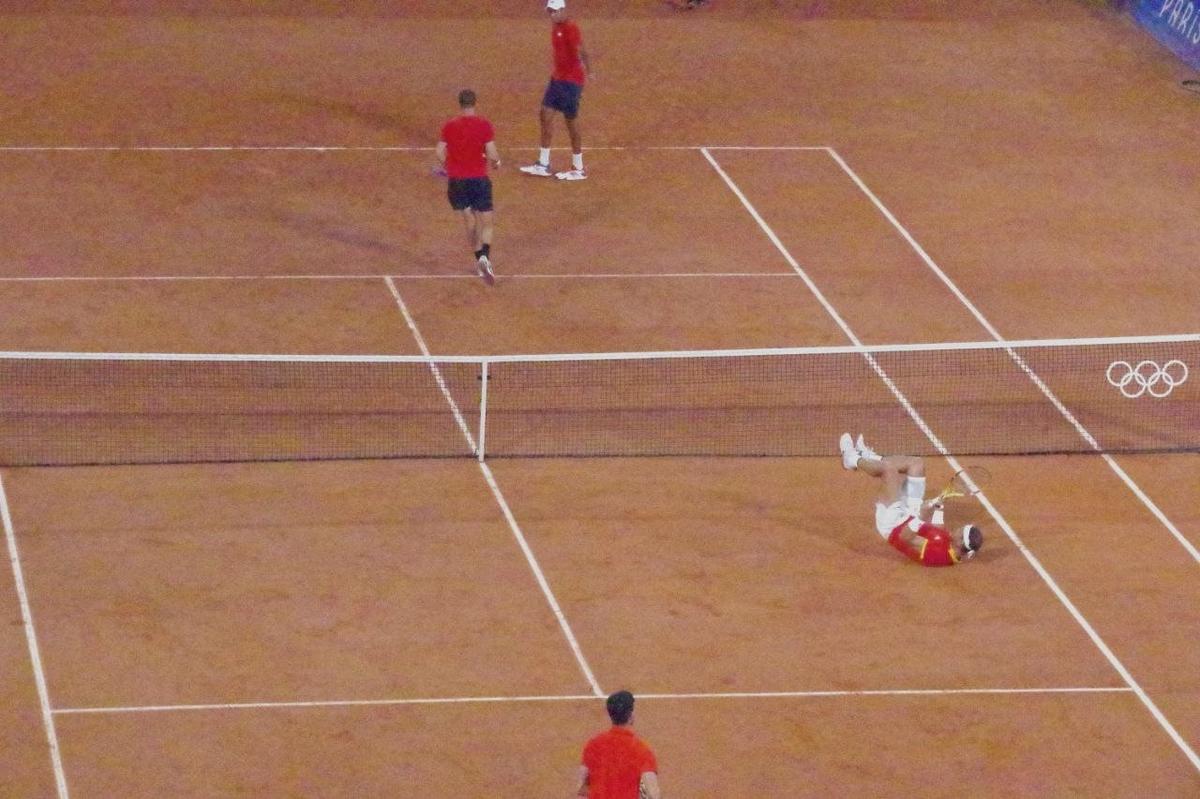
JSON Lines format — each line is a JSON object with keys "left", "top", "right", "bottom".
{"left": 574, "top": 765, "right": 589, "bottom": 797}
{"left": 886, "top": 499, "right": 943, "bottom": 548}
{"left": 485, "top": 140, "right": 501, "bottom": 169}
{"left": 640, "top": 771, "right": 662, "bottom": 799}
{"left": 917, "top": 499, "right": 944, "bottom": 525}
{"left": 580, "top": 45, "right": 591, "bottom": 78}
{"left": 435, "top": 140, "right": 448, "bottom": 166}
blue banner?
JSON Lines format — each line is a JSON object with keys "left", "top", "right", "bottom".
{"left": 1133, "top": 1, "right": 1200, "bottom": 69}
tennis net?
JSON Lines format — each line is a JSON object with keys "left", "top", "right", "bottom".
{"left": 0, "top": 334, "right": 1195, "bottom": 466}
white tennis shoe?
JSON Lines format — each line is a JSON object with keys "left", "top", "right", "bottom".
{"left": 476, "top": 255, "right": 495, "bottom": 286}
{"left": 555, "top": 168, "right": 587, "bottom": 181}
{"left": 839, "top": 433, "right": 858, "bottom": 470}
{"left": 855, "top": 434, "right": 878, "bottom": 462}
{"left": 519, "top": 163, "right": 553, "bottom": 177}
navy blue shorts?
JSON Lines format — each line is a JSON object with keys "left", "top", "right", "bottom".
{"left": 541, "top": 79, "right": 583, "bottom": 120}
{"left": 447, "top": 177, "right": 493, "bottom": 212}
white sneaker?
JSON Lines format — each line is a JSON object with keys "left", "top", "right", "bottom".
{"left": 519, "top": 163, "right": 553, "bottom": 177}
{"left": 476, "top": 255, "right": 495, "bottom": 286}
{"left": 555, "top": 168, "right": 587, "bottom": 181}
{"left": 855, "top": 434, "right": 878, "bottom": 461}
{"left": 839, "top": 433, "right": 858, "bottom": 470}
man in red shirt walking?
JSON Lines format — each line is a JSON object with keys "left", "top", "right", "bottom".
{"left": 436, "top": 89, "right": 501, "bottom": 284}
{"left": 519, "top": 0, "right": 591, "bottom": 181}
{"left": 576, "top": 691, "right": 661, "bottom": 799}
{"left": 840, "top": 433, "right": 984, "bottom": 566}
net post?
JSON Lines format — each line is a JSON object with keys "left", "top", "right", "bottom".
{"left": 477, "top": 359, "right": 489, "bottom": 462}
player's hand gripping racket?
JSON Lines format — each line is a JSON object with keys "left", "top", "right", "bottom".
{"left": 1183, "top": 79, "right": 1199, "bottom": 95}
{"left": 933, "top": 466, "right": 992, "bottom": 505}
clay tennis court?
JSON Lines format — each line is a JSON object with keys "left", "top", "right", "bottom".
{"left": 1, "top": 1, "right": 1199, "bottom": 796}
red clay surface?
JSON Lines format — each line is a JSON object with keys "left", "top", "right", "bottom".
{"left": 2, "top": 2, "right": 1199, "bottom": 796}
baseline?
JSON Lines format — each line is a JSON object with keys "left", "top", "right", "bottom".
{"left": 52, "top": 685, "right": 1132, "bottom": 716}
{"left": 0, "top": 272, "right": 795, "bottom": 283}
{"left": 0, "top": 145, "right": 832, "bottom": 153}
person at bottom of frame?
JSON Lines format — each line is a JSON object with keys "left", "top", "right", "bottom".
{"left": 840, "top": 433, "right": 983, "bottom": 566}
{"left": 576, "top": 690, "right": 662, "bottom": 799}
{"left": 436, "top": 88, "right": 501, "bottom": 284}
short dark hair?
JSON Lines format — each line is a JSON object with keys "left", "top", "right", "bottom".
{"left": 606, "top": 690, "right": 634, "bottom": 725}
{"left": 457, "top": 89, "right": 476, "bottom": 108}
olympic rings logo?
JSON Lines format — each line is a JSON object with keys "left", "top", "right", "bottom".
{"left": 1106, "top": 359, "right": 1190, "bottom": 398}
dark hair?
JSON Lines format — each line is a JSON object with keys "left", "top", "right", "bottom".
{"left": 458, "top": 89, "right": 476, "bottom": 108}
{"left": 606, "top": 690, "right": 634, "bottom": 725}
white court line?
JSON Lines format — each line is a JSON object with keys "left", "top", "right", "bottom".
{"left": 0, "top": 271, "right": 795, "bottom": 283}
{"left": 383, "top": 277, "right": 604, "bottom": 698}
{"left": 382, "top": 277, "right": 475, "bottom": 451}
{"left": 52, "top": 685, "right": 1131, "bottom": 716}
{"left": 1, "top": 475, "right": 70, "bottom": 798}
{"left": 824, "top": 148, "right": 1200, "bottom": 566}
{"left": 1, "top": 333, "right": 1195, "bottom": 364}
{"left": 0, "top": 145, "right": 832, "bottom": 153}
{"left": 700, "top": 148, "right": 1200, "bottom": 773}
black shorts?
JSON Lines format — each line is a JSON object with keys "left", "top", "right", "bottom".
{"left": 541, "top": 79, "right": 583, "bottom": 120}
{"left": 447, "top": 177, "right": 493, "bottom": 212}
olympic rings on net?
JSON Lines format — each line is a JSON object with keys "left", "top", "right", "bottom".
{"left": 1106, "top": 359, "right": 1190, "bottom": 398}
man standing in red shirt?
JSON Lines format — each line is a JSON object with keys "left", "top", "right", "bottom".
{"left": 437, "top": 89, "right": 501, "bottom": 284}
{"left": 576, "top": 691, "right": 661, "bottom": 799}
{"left": 839, "top": 433, "right": 984, "bottom": 566}
{"left": 519, "top": 0, "right": 591, "bottom": 181}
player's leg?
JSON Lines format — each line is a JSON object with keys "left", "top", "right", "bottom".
{"left": 539, "top": 104, "right": 554, "bottom": 148}
{"left": 870, "top": 455, "right": 922, "bottom": 542}
{"left": 840, "top": 432, "right": 886, "bottom": 474}
{"left": 521, "top": 89, "right": 556, "bottom": 176}
{"left": 876, "top": 455, "right": 923, "bottom": 505}
{"left": 557, "top": 85, "right": 586, "bottom": 180}
{"left": 459, "top": 208, "right": 479, "bottom": 251}
{"left": 477, "top": 211, "right": 494, "bottom": 250}
{"left": 448, "top": 179, "right": 479, "bottom": 262}
{"left": 467, "top": 179, "right": 495, "bottom": 283}
{"left": 475, "top": 210, "right": 495, "bottom": 281}
{"left": 889, "top": 456, "right": 927, "bottom": 513}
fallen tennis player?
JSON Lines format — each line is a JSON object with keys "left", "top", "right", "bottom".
{"left": 840, "top": 433, "right": 983, "bottom": 566}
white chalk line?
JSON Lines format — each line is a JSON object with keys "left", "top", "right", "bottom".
{"left": 53, "top": 685, "right": 1132, "bottom": 716}
{"left": 1, "top": 475, "right": 70, "bottom": 797}
{"left": 0, "top": 271, "right": 795, "bottom": 283}
{"left": 0, "top": 145, "right": 832, "bottom": 153}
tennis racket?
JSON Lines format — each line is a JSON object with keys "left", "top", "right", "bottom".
{"left": 933, "top": 466, "right": 992, "bottom": 504}
{"left": 1184, "top": 79, "right": 1200, "bottom": 95}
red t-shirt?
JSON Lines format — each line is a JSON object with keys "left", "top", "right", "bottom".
{"left": 581, "top": 726, "right": 657, "bottom": 799}
{"left": 888, "top": 519, "right": 959, "bottom": 567}
{"left": 439, "top": 114, "right": 494, "bottom": 179}
{"left": 551, "top": 20, "right": 586, "bottom": 85}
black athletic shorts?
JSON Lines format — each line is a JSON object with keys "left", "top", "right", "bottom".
{"left": 541, "top": 79, "right": 583, "bottom": 120}
{"left": 447, "top": 177, "right": 493, "bottom": 212}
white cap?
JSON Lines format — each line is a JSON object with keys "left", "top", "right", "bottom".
{"left": 546, "top": 0, "right": 565, "bottom": 9}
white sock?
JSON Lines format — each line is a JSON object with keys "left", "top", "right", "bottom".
{"left": 539, "top": 147, "right": 551, "bottom": 166}
{"left": 572, "top": 152, "right": 584, "bottom": 170}
{"left": 904, "top": 476, "right": 926, "bottom": 505}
